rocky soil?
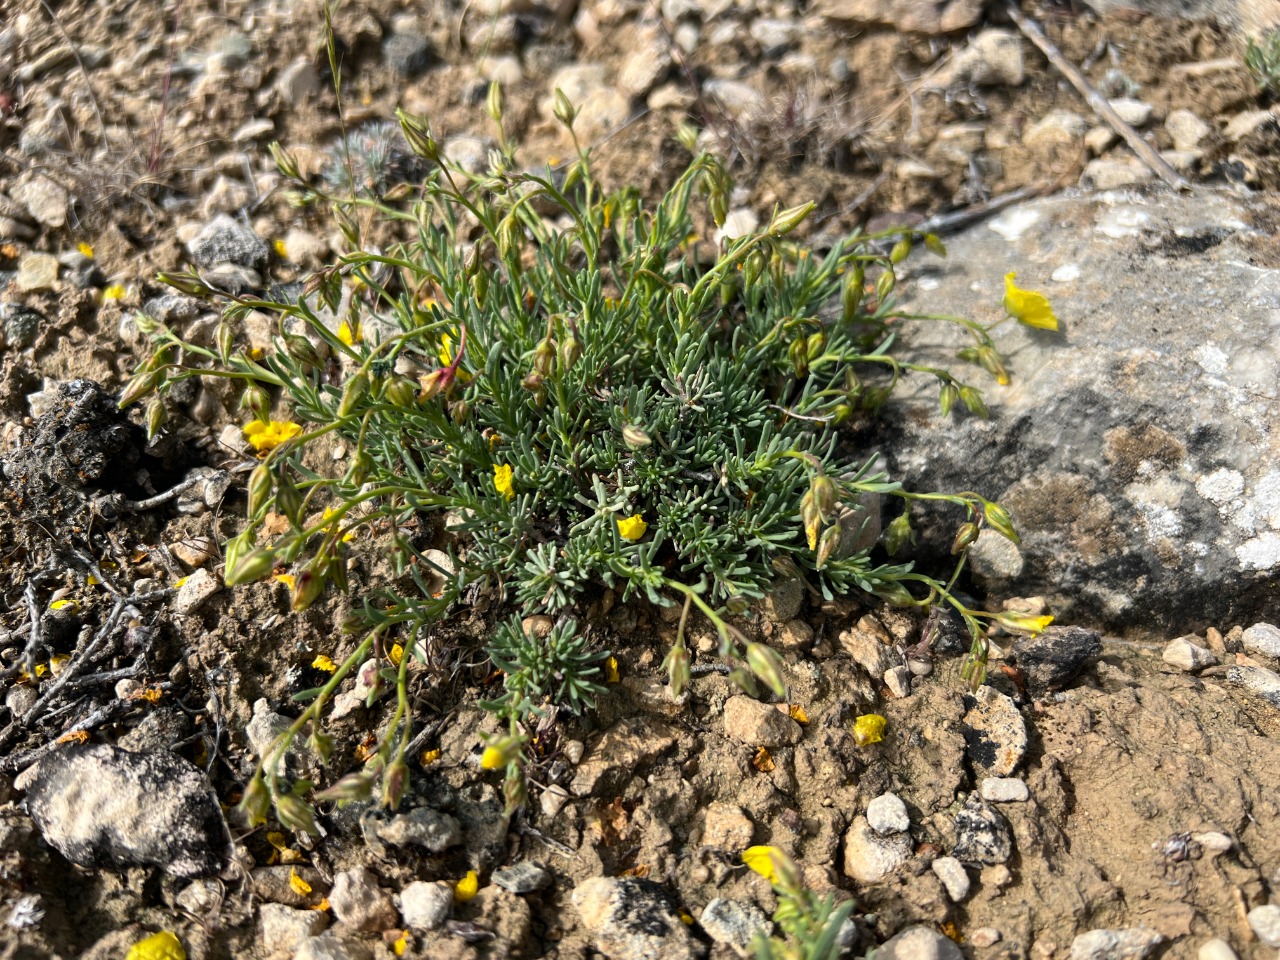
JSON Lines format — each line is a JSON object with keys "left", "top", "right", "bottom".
{"left": 2, "top": 0, "right": 1280, "bottom": 959}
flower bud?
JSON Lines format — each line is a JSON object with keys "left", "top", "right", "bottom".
{"left": 559, "top": 335, "right": 582, "bottom": 371}
{"left": 768, "top": 201, "right": 815, "bottom": 237}
{"left": 976, "top": 345, "right": 1009, "bottom": 385}
{"left": 486, "top": 80, "right": 504, "bottom": 124}
{"left": 664, "top": 641, "right": 691, "bottom": 698}
{"left": 309, "top": 727, "right": 334, "bottom": 764}
{"left": 553, "top": 88, "right": 577, "bottom": 128}
{"left": 727, "top": 666, "right": 759, "bottom": 698}
{"left": 269, "top": 141, "right": 302, "bottom": 181}
{"left": 939, "top": 382, "right": 961, "bottom": 417}
{"left": 384, "top": 377, "right": 416, "bottom": 408}
{"left": 145, "top": 395, "right": 166, "bottom": 439}
{"left": 417, "top": 367, "right": 452, "bottom": 401}
{"left": 337, "top": 371, "right": 369, "bottom": 418}
{"left": 745, "top": 642, "right": 787, "bottom": 698}
{"left": 238, "top": 774, "right": 271, "bottom": 826}
{"left": 951, "top": 521, "right": 980, "bottom": 555}
{"left": 480, "top": 735, "right": 524, "bottom": 770}
{"left": 622, "top": 424, "right": 652, "bottom": 450}
{"left": 118, "top": 369, "right": 163, "bottom": 409}
{"left": 810, "top": 474, "right": 836, "bottom": 519}
{"left": 889, "top": 237, "right": 912, "bottom": 264}
{"left": 285, "top": 334, "right": 323, "bottom": 369}
{"left": 314, "top": 772, "right": 373, "bottom": 804}
{"left": 788, "top": 338, "right": 809, "bottom": 379}
{"left": 816, "top": 524, "right": 841, "bottom": 569}
{"left": 830, "top": 403, "right": 852, "bottom": 425}
{"left": 533, "top": 337, "right": 557, "bottom": 376}
{"left": 841, "top": 264, "right": 866, "bottom": 323}
{"left": 995, "top": 612, "right": 1054, "bottom": 635}
{"left": 382, "top": 759, "right": 409, "bottom": 810}
{"left": 883, "top": 512, "right": 914, "bottom": 556}
{"left": 397, "top": 109, "right": 439, "bottom": 162}
{"left": 247, "top": 464, "right": 272, "bottom": 516}
{"left": 875, "top": 267, "right": 896, "bottom": 302}
{"left": 242, "top": 382, "right": 272, "bottom": 423}
{"left": 983, "top": 501, "right": 1020, "bottom": 544}
{"left": 157, "top": 270, "right": 212, "bottom": 298}
{"left": 275, "top": 469, "right": 302, "bottom": 525}
{"left": 216, "top": 321, "right": 235, "bottom": 361}
{"left": 743, "top": 249, "right": 765, "bottom": 289}
{"left": 959, "top": 386, "right": 989, "bottom": 418}
{"left": 520, "top": 370, "right": 544, "bottom": 393}
{"left": 226, "top": 548, "right": 275, "bottom": 586}
{"left": 275, "top": 792, "right": 319, "bottom": 836}
{"left": 924, "top": 233, "right": 947, "bottom": 257}
{"left": 768, "top": 847, "right": 802, "bottom": 895}
{"left": 450, "top": 398, "right": 471, "bottom": 424}
{"left": 801, "top": 490, "right": 822, "bottom": 551}
{"left": 503, "top": 765, "right": 527, "bottom": 815}
{"left": 290, "top": 566, "right": 326, "bottom": 612}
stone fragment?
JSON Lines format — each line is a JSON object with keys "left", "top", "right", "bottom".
{"left": 294, "top": 934, "right": 371, "bottom": 960}
{"left": 1162, "top": 636, "right": 1217, "bottom": 671}
{"left": 23, "top": 744, "right": 229, "bottom": 878}
{"left": 876, "top": 925, "right": 964, "bottom": 960}
{"left": 383, "top": 32, "right": 433, "bottom": 76}
{"left": 930, "top": 856, "right": 970, "bottom": 902}
{"left": 866, "top": 792, "right": 910, "bottom": 835}
{"left": 884, "top": 665, "right": 912, "bottom": 698}
{"left": 702, "top": 802, "right": 755, "bottom": 849}
{"left": 1227, "top": 665, "right": 1280, "bottom": 706}
{"left": 723, "top": 696, "right": 803, "bottom": 747}
{"left": 1247, "top": 905, "right": 1280, "bottom": 948}
{"left": 1108, "top": 98, "right": 1153, "bottom": 126}
{"left": 399, "top": 880, "right": 452, "bottom": 931}
{"left": 329, "top": 867, "right": 397, "bottom": 932}
{"left": 701, "top": 898, "right": 772, "bottom": 954}
{"left": 842, "top": 816, "right": 912, "bottom": 883}
{"left": 572, "top": 876, "right": 699, "bottom": 960}
{"left": 188, "top": 214, "right": 268, "bottom": 270}
{"left": 1165, "top": 109, "right": 1211, "bottom": 151}
{"left": 16, "top": 253, "right": 59, "bottom": 292}
{"left": 1070, "top": 928, "right": 1165, "bottom": 960}
{"left": 1083, "top": 159, "right": 1153, "bottom": 190}
{"left": 492, "top": 861, "right": 550, "bottom": 894}
{"left": 1242, "top": 622, "right": 1280, "bottom": 658}
{"left": 762, "top": 576, "right": 804, "bottom": 621}
{"left": 952, "top": 795, "right": 1013, "bottom": 865}
{"left": 174, "top": 568, "right": 221, "bottom": 614}
{"left": 971, "top": 928, "right": 1002, "bottom": 948}
{"left": 1024, "top": 111, "right": 1088, "bottom": 147}
{"left": 960, "top": 686, "right": 1026, "bottom": 776}
{"left": 259, "top": 903, "right": 328, "bottom": 953}
{"left": 376, "top": 807, "right": 461, "bottom": 853}
{"left": 1012, "top": 626, "right": 1102, "bottom": 692}
{"left": 1223, "top": 109, "right": 1273, "bottom": 142}
{"left": 1197, "top": 939, "right": 1237, "bottom": 960}
{"left": 776, "top": 619, "right": 813, "bottom": 651}
{"left": 11, "top": 176, "right": 68, "bottom": 228}
{"left": 980, "top": 777, "right": 1029, "bottom": 803}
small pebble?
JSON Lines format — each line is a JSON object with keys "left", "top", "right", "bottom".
{"left": 492, "top": 861, "right": 550, "bottom": 894}
{"left": 1162, "top": 637, "right": 1218, "bottom": 672}
{"left": 866, "top": 793, "right": 911, "bottom": 835}
{"left": 174, "top": 568, "right": 220, "bottom": 615}
{"left": 1242, "top": 622, "right": 1280, "bottom": 659}
{"left": 971, "top": 928, "right": 1003, "bottom": 948}
{"left": 1070, "top": 928, "right": 1164, "bottom": 960}
{"left": 330, "top": 867, "right": 397, "bottom": 932}
{"left": 1247, "top": 904, "right": 1280, "bottom": 948}
{"left": 980, "top": 777, "right": 1030, "bottom": 803}
{"left": 931, "top": 856, "right": 970, "bottom": 902}
{"left": 884, "top": 665, "right": 912, "bottom": 699}
{"left": 1197, "top": 938, "right": 1238, "bottom": 960}
{"left": 399, "top": 880, "right": 452, "bottom": 931}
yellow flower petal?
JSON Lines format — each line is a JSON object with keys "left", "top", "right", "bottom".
{"left": 479, "top": 746, "right": 504, "bottom": 770}
{"left": 312, "top": 654, "right": 337, "bottom": 673}
{"left": 337, "top": 319, "right": 361, "bottom": 346}
{"left": 605, "top": 656, "right": 620, "bottom": 683}
{"left": 272, "top": 573, "right": 295, "bottom": 590}
{"left": 243, "top": 420, "right": 303, "bottom": 454}
{"left": 420, "top": 748, "right": 441, "bottom": 767}
{"left": 493, "top": 463, "right": 515, "bottom": 500}
{"left": 102, "top": 283, "right": 128, "bottom": 302}
{"left": 617, "top": 513, "right": 648, "bottom": 541}
{"left": 853, "top": 713, "right": 887, "bottom": 747}
{"left": 49, "top": 598, "right": 79, "bottom": 612}
{"left": 289, "top": 868, "right": 312, "bottom": 896}
{"left": 125, "top": 931, "right": 186, "bottom": 960}
{"left": 741, "top": 845, "right": 781, "bottom": 882}
{"left": 78, "top": 242, "right": 95, "bottom": 259}
{"left": 389, "top": 643, "right": 404, "bottom": 667}
{"left": 454, "top": 870, "right": 479, "bottom": 902}
{"left": 788, "top": 704, "right": 810, "bottom": 725}
{"left": 273, "top": 238, "right": 288, "bottom": 259}
{"left": 393, "top": 931, "right": 409, "bottom": 956}
{"left": 1003, "top": 272, "right": 1059, "bottom": 331}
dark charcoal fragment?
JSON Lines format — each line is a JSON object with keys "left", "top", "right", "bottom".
{"left": 23, "top": 743, "right": 231, "bottom": 878}
{"left": 1012, "top": 625, "right": 1103, "bottom": 692}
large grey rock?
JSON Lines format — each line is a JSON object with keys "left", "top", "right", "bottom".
{"left": 878, "top": 188, "right": 1280, "bottom": 634}
{"left": 23, "top": 744, "right": 230, "bottom": 878}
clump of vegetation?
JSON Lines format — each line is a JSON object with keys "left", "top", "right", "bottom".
{"left": 129, "top": 72, "right": 1057, "bottom": 836}
{"left": 1245, "top": 30, "right": 1280, "bottom": 97}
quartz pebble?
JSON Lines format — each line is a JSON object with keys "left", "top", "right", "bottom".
{"left": 866, "top": 793, "right": 911, "bottom": 835}
{"left": 1162, "top": 637, "right": 1217, "bottom": 671}
{"left": 1247, "top": 904, "right": 1280, "bottom": 948}
{"left": 931, "top": 856, "right": 970, "bottom": 902}
{"left": 980, "top": 777, "right": 1029, "bottom": 803}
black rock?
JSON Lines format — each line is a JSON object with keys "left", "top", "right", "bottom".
{"left": 23, "top": 744, "right": 231, "bottom": 878}
{"left": 1012, "top": 625, "right": 1102, "bottom": 692}
{"left": 952, "top": 794, "right": 1013, "bottom": 865}
{"left": 187, "top": 214, "right": 268, "bottom": 270}
{"left": 383, "top": 32, "right": 434, "bottom": 76}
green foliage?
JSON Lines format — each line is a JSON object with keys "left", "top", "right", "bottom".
{"left": 484, "top": 617, "right": 609, "bottom": 717}
{"left": 129, "top": 89, "right": 1038, "bottom": 824}
{"left": 1246, "top": 30, "right": 1280, "bottom": 97}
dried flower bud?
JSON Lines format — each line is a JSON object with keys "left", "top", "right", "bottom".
{"left": 239, "top": 773, "right": 271, "bottom": 826}
{"left": 290, "top": 567, "right": 325, "bottom": 612}
{"left": 275, "top": 792, "right": 319, "bottom": 836}
{"left": 315, "top": 772, "right": 373, "bottom": 804}
{"left": 418, "top": 367, "right": 454, "bottom": 400}
{"left": 559, "top": 334, "right": 582, "bottom": 371}
{"left": 622, "top": 424, "right": 652, "bottom": 450}
{"left": 664, "top": 641, "right": 691, "bottom": 698}
{"left": 382, "top": 759, "right": 409, "bottom": 810}
{"left": 951, "top": 521, "right": 980, "bottom": 555}
{"left": 486, "top": 80, "right": 504, "bottom": 124}
{"left": 816, "top": 524, "right": 841, "bottom": 569}
{"left": 520, "top": 370, "right": 544, "bottom": 393}
{"left": 284, "top": 334, "right": 323, "bottom": 369}
{"left": 450, "top": 398, "right": 471, "bottom": 424}
{"left": 269, "top": 142, "right": 302, "bottom": 181}
{"left": 533, "top": 337, "right": 557, "bottom": 376}
{"left": 745, "top": 642, "right": 788, "bottom": 698}
{"left": 118, "top": 369, "right": 163, "bottom": 409}
{"left": 504, "top": 764, "right": 527, "bottom": 815}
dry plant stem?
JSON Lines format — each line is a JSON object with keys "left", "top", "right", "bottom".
{"left": 916, "top": 183, "right": 1051, "bottom": 236}
{"left": 0, "top": 700, "right": 137, "bottom": 774}
{"left": 1005, "top": 2, "right": 1190, "bottom": 191}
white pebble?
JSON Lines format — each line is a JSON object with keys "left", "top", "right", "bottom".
{"left": 1051, "top": 264, "right": 1080, "bottom": 283}
{"left": 980, "top": 777, "right": 1030, "bottom": 803}
{"left": 931, "top": 856, "right": 970, "bottom": 902}
{"left": 1197, "top": 938, "right": 1238, "bottom": 960}
{"left": 866, "top": 792, "right": 910, "bottom": 835}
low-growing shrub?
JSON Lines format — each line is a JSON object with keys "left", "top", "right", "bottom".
{"left": 127, "top": 83, "right": 1056, "bottom": 827}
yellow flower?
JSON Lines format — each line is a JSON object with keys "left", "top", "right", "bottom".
{"left": 788, "top": 703, "right": 810, "bottom": 725}
{"left": 243, "top": 420, "right": 303, "bottom": 454}
{"left": 337, "top": 319, "right": 361, "bottom": 345}
{"left": 617, "top": 514, "right": 648, "bottom": 541}
{"left": 77, "top": 242, "right": 95, "bottom": 259}
{"left": 1003, "top": 273, "right": 1059, "bottom": 331}
{"left": 49, "top": 598, "right": 79, "bottom": 613}
{"left": 322, "top": 507, "right": 356, "bottom": 542}
{"left": 853, "top": 713, "right": 887, "bottom": 747}
{"left": 389, "top": 643, "right": 404, "bottom": 667}
{"left": 288, "top": 868, "right": 313, "bottom": 896}
{"left": 605, "top": 656, "right": 621, "bottom": 683}
{"left": 125, "top": 931, "right": 186, "bottom": 960}
{"left": 996, "top": 612, "right": 1054, "bottom": 635}
{"left": 273, "top": 238, "right": 288, "bottom": 259}
{"left": 273, "top": 573, "right": 296, "bottom": 590}
{"left": 312, "top": 654, "right": 337, "bottom": 673}
{"left": 479, "top": 746, "right": 505, "bottom": 770}
{"left": 454, "top": 870, "right": 479, "bottom": 902}
{"left": 102, "top": 283, "right": 128, "bottom": 302}
{"left": 741, "top": 845, "right": 782, "bottom": 882}
{"left": 420, "top": 748, "right": 441, "bottom": 767}
{"left": 438, "top": 331, "right": 473, "bottom": 382}
{"left": 393, "top": 931, "right": 409, "bottom": 956}
{"left": 493, "top": 463, "right": 515, "bottom": 500}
